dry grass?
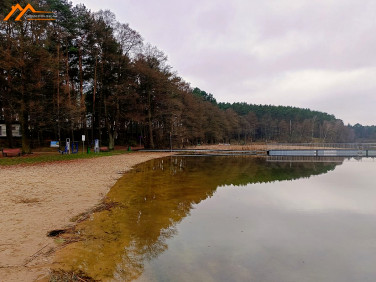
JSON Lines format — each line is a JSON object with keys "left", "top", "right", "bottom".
{"left": 13, "top": 197, "right": 41, "bottom": 204}
{"left": 70, "top": 200, "right": 120, "bottom": 223}
{"left": 49, "top": 270, "right": 97, "bottom": 282}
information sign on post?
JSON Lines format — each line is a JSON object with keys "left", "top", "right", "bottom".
{"left": 82, "top": 135, "right": 85, "bottom": 153}
{"left": 66, "top": 138, "right": 70, "bottom": 154}
{"left": 94, "top": 139, "right": 100, "bottom": 153}
{"left": 50, "top": 141, "right": 59, "bottom": 148}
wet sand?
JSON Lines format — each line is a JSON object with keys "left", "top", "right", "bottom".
{"left": 0, "top": 152, "right": 173, "bottom": 282}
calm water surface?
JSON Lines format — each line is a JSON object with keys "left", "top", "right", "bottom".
{"left": 55, "top": 156, "right": 376, "bottom": 282}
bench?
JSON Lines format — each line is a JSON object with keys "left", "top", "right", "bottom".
{"left": 2, "top": 148, "right": 22, "bottom": 157}
{"left": 100, "top": 146, "right": 109, "bottom": 152}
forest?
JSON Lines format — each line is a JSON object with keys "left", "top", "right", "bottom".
{"left": 1, "top": 0, "right": 375, "bottom": 153}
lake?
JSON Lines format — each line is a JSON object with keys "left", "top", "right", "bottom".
{"left": 54, "top": 156, "right": 376, "bottom": 282}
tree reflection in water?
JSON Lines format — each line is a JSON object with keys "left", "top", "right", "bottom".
{"left": 53, "top": 156, "right": 341, "bottom": 281}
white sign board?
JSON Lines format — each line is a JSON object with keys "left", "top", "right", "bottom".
{"left": 50, "top": 141, "right": 59, "bottom": 148}
{"left": 82, "top": 135, "right": 86, "bottom": 141}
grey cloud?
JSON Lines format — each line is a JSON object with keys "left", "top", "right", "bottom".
{"left": 71, "top": 0, "right": 376, "bottom": 124}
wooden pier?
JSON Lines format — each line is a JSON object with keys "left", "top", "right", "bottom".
{"left": 141, "top": 143, "right": 376, "bottom": 158}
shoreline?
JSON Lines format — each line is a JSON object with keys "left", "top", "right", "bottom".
{"left": 0, "top": 151, "right": 173, "bottom": 282}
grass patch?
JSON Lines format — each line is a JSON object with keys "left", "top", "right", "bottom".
{"left": 54, "top": 238, "right": 66, "bottom": 245}
{"left": 0, "top": 150, "right": 130, "bottom": 166}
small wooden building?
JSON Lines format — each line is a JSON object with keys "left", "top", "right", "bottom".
{"left": 0, "top": 122, "right": 22, "bottom": 137}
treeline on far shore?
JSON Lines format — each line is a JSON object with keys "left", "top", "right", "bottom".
{"left": 1, "top": 0, "right": 375, "bottom": 152}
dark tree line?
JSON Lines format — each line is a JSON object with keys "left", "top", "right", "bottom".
{"left": 0, "top": 0, "right": 374, "bottom": 153}
{"left": 217, "top": 102, "right": 358, "bottom": 143}
{"left": 352, "top": 124, "right": 376, "bottom": 141}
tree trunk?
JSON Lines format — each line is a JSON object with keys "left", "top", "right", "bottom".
{"left": 108, "top": 132, "right": 115, "bottom": 150}
{"left": 20, "top": 101, "right": 31, "bottom": 154}
{"left": 79, "top": 41, "right": 86, "bottom": 133}
{"left": 92, "top": 56, "right": 97, "bottom": 143}
{"left": 4, "top": 111, "right": 13, "bottom": 148}
{"left": 57, "top": 42, "right": 61, "bottom": 144}
{"left": 5, "top": 73, "right": 13, "bottom": 148}
{"left": 147, "top": 91, "right": 154, "bottom": 149}
{"left": 19, "top": 33, "right": 31, "bottom": 154}
{"left": 104, "top": 92, "right": 113, "bottom": 150}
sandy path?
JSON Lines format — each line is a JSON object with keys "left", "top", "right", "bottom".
{"left": 0, "top": 152, "right": 173, "bottom": 282}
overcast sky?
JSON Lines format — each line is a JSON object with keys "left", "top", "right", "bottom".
{"left": 70, "top": 0, "right": 376, "bottom": 125}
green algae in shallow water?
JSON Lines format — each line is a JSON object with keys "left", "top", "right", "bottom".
{"left": 53, "top": 156, "right": 339, "bottom": 281}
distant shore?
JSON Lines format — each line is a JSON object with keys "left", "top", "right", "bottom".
{"left": 0, "top": 151, "right": 173, "bottom": 282}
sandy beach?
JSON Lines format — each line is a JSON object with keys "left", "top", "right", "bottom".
{"left": 0, "top": 152, "right": 173, "bottom": 282}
